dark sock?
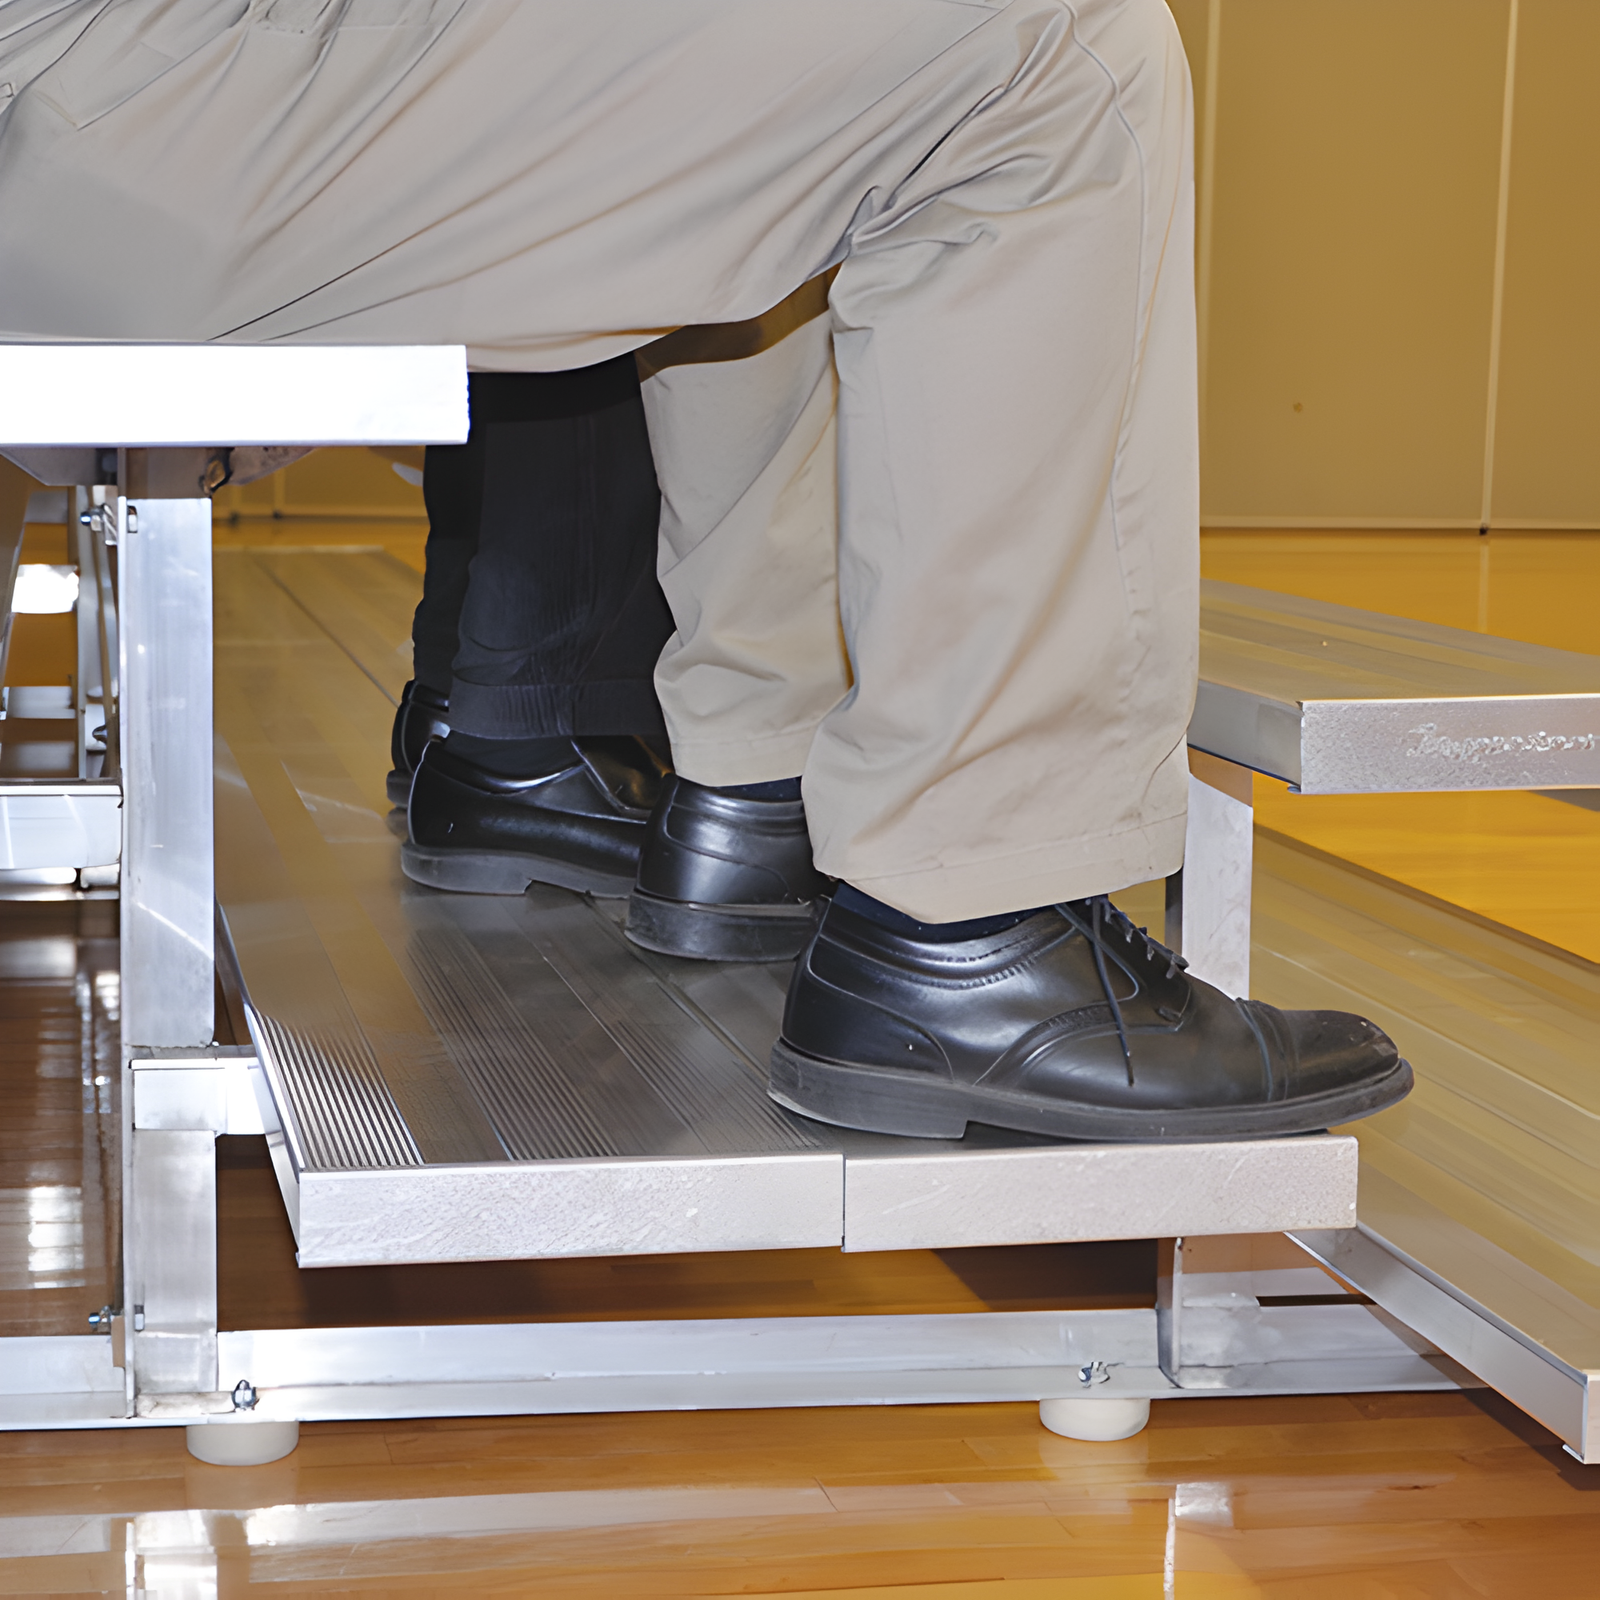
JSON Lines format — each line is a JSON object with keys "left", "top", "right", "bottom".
{"left": 444, "top": 729, "right": 573, "bottom": 778}
{"left": 713, "top": 776, "right": 803, "bottom": 802}
{"left": 834, "top": 882, "right": 1046, "bottom": 942}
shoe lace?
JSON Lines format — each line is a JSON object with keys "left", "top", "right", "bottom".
{"left": 1075, "top": 895, "right": 1189, "bottom": 1087}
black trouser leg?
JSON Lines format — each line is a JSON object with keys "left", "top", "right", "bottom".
{"left": 410, "top": 434, "right": 481, "bottom": 697}
{"left": 412, "top": 358, "right": 672, "bottom": 742}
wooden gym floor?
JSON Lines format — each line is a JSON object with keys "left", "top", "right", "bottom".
{"left": 5, "top": 517, "right": 1600, "bottom": 1594}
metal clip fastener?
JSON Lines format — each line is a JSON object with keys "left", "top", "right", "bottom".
{"left": 131, "top": 1304, "right": 145, "bottom": 1332}
{"left": 79, "top": 505, "right": 124, "bottom": 546}
{"left": 231, "top": 1379, "right": 259, "bottom": 1412}
{"left": 87, "top": 1304, "right": 118, "bottom": 1330}
{"left": 1077, "top": 1360, "right": 1111, "bottom": 1387}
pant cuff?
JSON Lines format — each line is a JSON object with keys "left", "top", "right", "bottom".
{"left": 666, "top": 724, "right": 821, "bottom": 787}
{"left": 448, "top": 679, "right": 667, "bottom": 739}
{"left": 830, "top": 813, "right": 1188, "bottom": 924}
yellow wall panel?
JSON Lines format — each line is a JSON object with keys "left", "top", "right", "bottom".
{"left": 1202, "top": 0, "right": 1508, "bottom": 525}
{"left": 279, "top": 447, "right": 423, "bottom": 515}
{"left": 1165, "top": 0, "right": 1211, "bottom": 211}
{"left": 1487, "top": 0, "right": 1600, "bottom": 527}
{"left": 212, "top": 446, "right": 425, "bottom": 521}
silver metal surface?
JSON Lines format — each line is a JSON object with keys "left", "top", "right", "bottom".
{"left": 212, "top": 549, "right": 1365, "bottom": 1267}
{"left": 74, "top": 489, "right": 110, "bottom": 779}
{"left": 1292, "top": 1224, "right": 1600, "bottom": 1459}
{"left": 130, "top": 1055, "right": 264, "bottom": 1137}
{"left": 0, "top": 344, "right": 469, "bottom": 448}
{"left": 82, "top": 490, "right": 121, "bottom": 778}
{"left": 1168, "top": 755, "right": 1254, "bottom": 996}
{"left": 0, "top": 451, "right": 30, "bottom": 690}
{"left": 1157, "top": 1235, "right": 1461, "bottom": 1394}
{"left": 841, "top": 1136, "right": 1356, "bottom": 1253}
{"left": 0, "top": 1330, "right": 131, "bottom": 1428}
{"left": 212, "top": 1303, "right": 1458, "bottom": 1422}
{"left": 0, "top": 1335, "right": 125, "bottom": 1401}
{"left": 224, "top": 1310, "right": 1153, "bottom": 1389}
{"left": 250, "top": 1008, "right": 422, "bottom": 1173}
{"left": 0, "top": 783, "right": 119, "bottom": 869}
{"left": 294, "top": 1155, "right": 845, "bottom": 1266}
{"left": 0, "top": 447, "right": 104, "bottom": 486}
{"left": 1194, "top": 579, "right": 1600, "bottom": 792}
{"left": 126, "top": 1130, "right": 217, "bottom": 1397}
{"left": 1, "top": 1287, "right": 1461, "bottom": 1431}
{"left": 121, "top": 497, "right": 213, "bottom": 1047}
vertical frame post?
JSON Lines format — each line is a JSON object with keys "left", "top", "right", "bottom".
{"left": 127, "top": 1127, "right": 218, "bottom": 1398}
{"left": 119, "top": 484, "right": 219, "bottom": 1408}
{"left": 1166, "top": 749, "right": 1254, "bottom": 998}
{"left": 120, "top": 496, "right": 213, "bottom": 1047}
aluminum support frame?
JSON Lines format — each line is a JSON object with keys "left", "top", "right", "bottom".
{"left": 124, "top": 1054, "right": 263, "bottom": 1418}
{"left": 127, "top": 1129, "right": 217, "bottom": 1399}
{"left": 117, "top": 481, "right": 222, "bottom": 1419}
{"left": 119, "top": 494, "right": 213, "bottom": 1049}
{"left": 1166, "top": 748, "right": 1255, "bottom": 997}
{"left": 1157, "top": 1233, "right": 1461, "bottom": 1397}
{"left": 4, "top": 1225, "right": 1462, "bottom": 1434}
{"left": 75, "top": 486, "right": 120, "bottom": 784}
{"left": 1292, "top": 1226, "right": 1600, "bottom": 1463}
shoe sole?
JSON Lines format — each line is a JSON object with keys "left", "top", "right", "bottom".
{"left": 401, "top": 842, "right": 636, "bottom": 899}
{"left": 625, "top": 891, "right": 816, "bottom": 962}
{"left": 768, "top": 1040, "right": 1415, "bottom": 1143}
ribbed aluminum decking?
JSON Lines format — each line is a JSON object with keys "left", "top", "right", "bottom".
{"left": 213, "top": 548, "right": 1357, "bottom": 1268}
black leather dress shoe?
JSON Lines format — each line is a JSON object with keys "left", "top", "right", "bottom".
{"left": 625, "top": 776, "right": 826, "bottom": 962}
{"left": 386, "top": 680, "right": 451, "bottom": 805}
{"left": 402, "top": 736, "right": 668, "bottom": 897}
{"left": 770, "top": 894, "right": 1411, "bottom": 1141}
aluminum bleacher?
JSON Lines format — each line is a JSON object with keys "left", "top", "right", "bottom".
{"left": 1, "top": 345, "right": 1596, "bottom": 1462}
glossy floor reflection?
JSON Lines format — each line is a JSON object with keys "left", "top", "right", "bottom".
{"left": 0, "top": 898, "right": 119, "bottom": 1337}
{"left": 4, "top": 1390, "right": 1599, "bottom": 1596}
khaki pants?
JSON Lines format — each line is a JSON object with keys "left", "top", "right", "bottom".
{"left": 0, "top": 0, "right": 1198, "bottom": 919}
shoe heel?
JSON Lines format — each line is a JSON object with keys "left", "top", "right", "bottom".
{"left": 401, "top": 844, "right": 536, "bottom": 895}
{"left": 402, "top": 842, "right": 637, "bottom": 899}
{"left": 768, "top": 1041, "right": 968, "bottom": 1139}
{"left": 625, "top": 892, "right": 815, "bottom": 963}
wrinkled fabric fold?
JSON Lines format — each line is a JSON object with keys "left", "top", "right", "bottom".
{"left": 0, "top": 0, "right": 1198, "bottom": 920}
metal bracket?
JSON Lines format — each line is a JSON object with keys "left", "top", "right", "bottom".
{"left": 1158, "top": 1234, "right": 1463, "bottom": 1395}
{"left": 123, "top": 1053, "right": 263, "bottom": 1409}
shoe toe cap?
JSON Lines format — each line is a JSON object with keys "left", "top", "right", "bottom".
{"left": 1245, "top": 1002, "right": 1401, "bottom": 1093}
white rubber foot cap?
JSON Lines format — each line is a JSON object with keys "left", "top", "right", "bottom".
{"left": 1039, "top": 1396, "right": 1150, "bottom": 1442}
{"left": 185, "top": 1419, "right": 299, "bottom": 1466}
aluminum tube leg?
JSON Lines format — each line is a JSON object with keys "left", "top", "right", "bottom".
{"left": 120, "top": 496, "right": 214, "bottom": 1047}
{"left": 119, "top": 488, "right": 221, "bottom": 1419}
{"left": 128, "top": 1129, "right": 218, "bottom": 1399}
{"left": 1165, "top": 749, "right": 1254, "bottom": 998}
